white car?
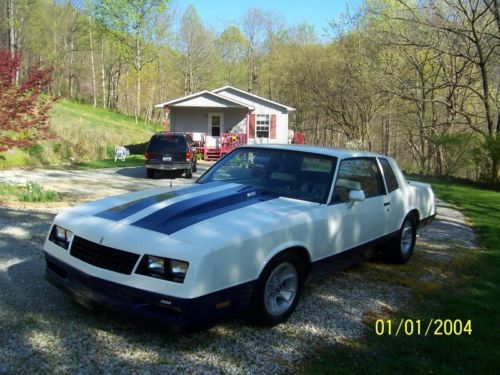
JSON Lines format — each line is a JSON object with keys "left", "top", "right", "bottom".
{"left": 43, "top": 145, "right": 436, "bottom": 327}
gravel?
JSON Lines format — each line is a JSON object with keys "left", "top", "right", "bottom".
{"left": 0, "top": 166, "right": 478, "bottom": 374}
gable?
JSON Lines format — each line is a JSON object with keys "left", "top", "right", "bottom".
{"left": 213, "top": 86, "right": 294, "bottom": 114}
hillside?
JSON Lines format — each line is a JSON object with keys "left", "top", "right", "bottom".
{"left": 0, "top": 100, "right": 157, "bottom": 169}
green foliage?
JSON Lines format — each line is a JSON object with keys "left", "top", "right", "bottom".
{"left": 0, "top": 181, "right": 58, "bottom": 202}
{"left": 304, "top": 178, "right": 500, "bottom": 373}
{"left": 0, "top": 99, "right": 153, "bottom": 168}
{"left": 17, "top": 181, "right": 58, "bottom": 202}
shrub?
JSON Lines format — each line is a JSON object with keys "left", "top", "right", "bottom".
{"left": 16, "top": 181, "right": 58, "bottom": 202}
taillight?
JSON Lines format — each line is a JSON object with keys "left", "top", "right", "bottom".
{"left": 185, "top": 151, "right": 191, "bottom": 161}
{"left": 144, "top": 152, "right": 150, "bottom": 160}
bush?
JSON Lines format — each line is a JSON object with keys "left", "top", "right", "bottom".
{"left": 16, "top": 182, "right": 58, "bottom": 202}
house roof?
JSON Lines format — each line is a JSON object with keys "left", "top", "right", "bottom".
{"left": 213, "top": 86, "right": 295, "bottom": 112}
{"left": 155, "top": 86, "right": 295, "bottom": 111}
{"left": 155, "top": 90, "right": 254, "bottom": 110}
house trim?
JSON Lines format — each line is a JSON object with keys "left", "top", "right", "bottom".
{"left": 213, "top": 86, "right": 295, "bottom": 112}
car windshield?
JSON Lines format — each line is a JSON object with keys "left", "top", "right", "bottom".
{"left": 197, "top": 148, "right": 337, "bottom": 203}
{"left": 148, "top": 135, "right": 187, "bottom": 152}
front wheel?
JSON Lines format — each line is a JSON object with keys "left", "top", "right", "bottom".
{"left": 247, "top": 252, "right": 304, "bottom": 326}
{"left": 388, "top": 214, "right": 417, "bottom": 264}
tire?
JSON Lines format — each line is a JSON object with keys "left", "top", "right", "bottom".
{"left": 247, "top": 252, "right": 305, "bottom": 326}
{"left": 146, "top": 169, "right": 155, "bottom": 178}
{"left": 388, "top": 214, "right": 417, "bottom": 264}
{"left": 185, "top": 165, "right": 193, "bottom": 179}
{"left": 192, "top": 159, "right": 197, "bottom": 172}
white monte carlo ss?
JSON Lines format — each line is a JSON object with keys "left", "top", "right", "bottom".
{"left": 43, "top": 145, "right": 436, "bottom": 328}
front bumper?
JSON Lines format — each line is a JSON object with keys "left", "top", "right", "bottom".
{"left": 44, "top": 252, "right": 255, "bottom": 328}
{"left": 145, "top": 161, "right": 190, "bottom": 171}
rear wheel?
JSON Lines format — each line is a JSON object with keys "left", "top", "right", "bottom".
{"left": 185, "top": 165, "right": 193, "bottom": 179}
{"left": 146, "top": 169, "right": 154, "bottom": 178}
{"left": 248, "top": 252, "right": 305, "bottom": 326}
{"left": 192, "top": 159, "right": 197, "bottom": 172}
{"left": 388, "top": 214, "right": 417, "bottom": 264}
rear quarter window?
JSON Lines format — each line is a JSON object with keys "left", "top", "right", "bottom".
{"left": 379, "top": 158, "right": 399, "bottom": 192}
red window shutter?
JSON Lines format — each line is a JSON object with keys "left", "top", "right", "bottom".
{"left": 248, "top": 114, "right": 256, "bottom": 139}
{"left": 270, "top": 114, "right": 277, "bottom": 139}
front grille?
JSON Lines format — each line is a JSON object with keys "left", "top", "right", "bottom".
{"left": 70, "top": 236, "right": 140, "bottom": 275}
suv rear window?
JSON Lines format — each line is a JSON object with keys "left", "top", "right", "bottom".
{"left": 147, "top": 135, "right": 187, "bottom": 152}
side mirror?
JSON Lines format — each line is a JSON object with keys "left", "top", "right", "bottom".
{"left": 349, "top": 190, "right": 365, "bottom": 202}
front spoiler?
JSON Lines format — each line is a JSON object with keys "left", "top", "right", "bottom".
{"left": 44, "top": 252, "right": 255, "bottom": 328}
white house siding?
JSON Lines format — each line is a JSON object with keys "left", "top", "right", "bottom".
{"left": 217, "top": 88, "right": 290, "bottom": 144}
{"left": 171, "top": 107, "right": 247, "bottom": 134}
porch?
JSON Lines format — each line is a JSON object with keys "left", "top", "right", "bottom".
{"left": 186, "top": 132, "right": 247, "bottom": 161}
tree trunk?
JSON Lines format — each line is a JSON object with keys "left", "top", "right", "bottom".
{"left": 88, "top": 9, "right": 97, "bottom": 107}
{"left": 100, "top": 39, "right": 106, "bottom": 108}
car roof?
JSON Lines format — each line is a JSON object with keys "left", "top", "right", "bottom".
{"left": 238, "top": 144, "right": 389, "bottom": 159}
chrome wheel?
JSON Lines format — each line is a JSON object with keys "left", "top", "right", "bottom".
{"left": 264, "top": 262, "right": 298, "bottom": 316}
{"left": 400, "top": 220, "right": 414, "bottom": 255}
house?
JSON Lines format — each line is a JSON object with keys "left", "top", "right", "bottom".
{"left": 155, "top": 86, "right": 295, "bottom": 160}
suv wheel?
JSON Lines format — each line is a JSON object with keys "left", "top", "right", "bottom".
{"left": 146, "top": 169, "right": 155, "bottom": 178}
{"left": 185, "top": 165, "right": 193, "bottom": 179}
{"left": 192, "top": 159, "right": 197, "bottom": 172}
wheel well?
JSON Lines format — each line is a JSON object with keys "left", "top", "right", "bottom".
{"left": 408, "top": 209, "right": 420, "bottom": 224}
{"left": 280, "top": 246, "right": 311, "bottom": 278}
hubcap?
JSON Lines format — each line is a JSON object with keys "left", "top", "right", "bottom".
{"left": 264, "top": 262, "right": 298, "bottom": 316}
{"left": 400, "top": 220, "right": 414, "bottom": 255}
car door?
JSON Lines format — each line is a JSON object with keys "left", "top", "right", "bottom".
{"left": 377, "top": 157, "right": 404, "bottom": 235}
{"left": 319, "top": 157, "right": 388, "bottom": 259}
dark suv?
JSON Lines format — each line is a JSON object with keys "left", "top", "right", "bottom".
{"left": 144, "top": 132, "right": 197, "bottom": 178}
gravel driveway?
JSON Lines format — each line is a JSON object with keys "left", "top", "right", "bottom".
{"left": 0, "top": 166, "right": 477, "bottom": 374}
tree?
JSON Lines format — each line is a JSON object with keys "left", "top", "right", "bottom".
{"left": 0, "top": 50, "right": 55, "bottom": 153}
{"left": 176, "top": 5, "right": 213, "bottom": 95}
{"left": 216, "top": 25, "right": 246, "bottom": 86}
{"left": 95, "top": 0, "right": 169, "bottom": 120}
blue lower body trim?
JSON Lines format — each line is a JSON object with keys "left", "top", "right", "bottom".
{"left": 44, "top": 252, "right": 256, "bottom": 328}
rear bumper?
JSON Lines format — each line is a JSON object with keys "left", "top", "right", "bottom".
{"left": 44, "top": 252, "right": 255, "bottom": 328}
{"left": 145, "top": 161, "right": 191, "bottom": 171}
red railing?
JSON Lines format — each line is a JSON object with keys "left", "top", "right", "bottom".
{"left": 185, "top": 132, "right": 247, "bottom": 160}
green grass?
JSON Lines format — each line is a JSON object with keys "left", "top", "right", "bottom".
{"left": 0, "top": 181, "right": 58, "bottom": 202}
{"left": 72, "top": 155, "right": 145, "bottom": 170}
{"left": 303, "top": 178, "right": 500, "bottom": 374}
{"left": 0, "top": 99, "right": 156, "bottom": 169}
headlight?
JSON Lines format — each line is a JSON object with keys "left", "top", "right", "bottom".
{"left": 137, "top": 255, "right": 189, "bottom": 283}
{"left": 48, "top": 225, "right": 74, "bottom": 250}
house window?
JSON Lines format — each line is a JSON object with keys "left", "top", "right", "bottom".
{"left": 256, "top": 114, "right": 270, "bottom": 138}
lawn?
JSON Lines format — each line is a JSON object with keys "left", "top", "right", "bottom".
{"left": 303, "top": 178, "right": 500, "bottom": 374}
{"left": 0, "top": 99, "right": 155, "bottom": 169}
{"left": 72, "top": 155, "right": 145, "bottom": 170}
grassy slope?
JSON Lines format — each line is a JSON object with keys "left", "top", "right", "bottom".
{"left": 304, "top": 178, "right": 500, "bottom": 374}
{"left": 0, "top": 100, "right": 155, "bottom": 168}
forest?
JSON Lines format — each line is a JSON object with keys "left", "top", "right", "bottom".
{"left": 1, "top": 0, "right": 499, "bottom": 184}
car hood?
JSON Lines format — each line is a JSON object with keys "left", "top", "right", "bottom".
{"left": 58, "top": 181, "right": 319, "bottom": 247}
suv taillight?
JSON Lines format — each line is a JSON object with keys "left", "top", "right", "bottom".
{"left": 144, "top": 152, "right": 150, "bottom": 160}
{"left": 185, "top": 151, "right": 191, "bottom": 161}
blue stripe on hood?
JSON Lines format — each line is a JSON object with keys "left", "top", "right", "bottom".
{"left": 94, "top": 181, "right": 226, "bottom": 221}
{"left": 131, "top": 185, "right": 277, "bottom": 235}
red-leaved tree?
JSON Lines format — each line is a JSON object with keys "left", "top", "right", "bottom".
{"left": 0, "top": 50, "right": 55, "bottom": 153}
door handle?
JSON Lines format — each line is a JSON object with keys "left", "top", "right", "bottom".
{"left": 384, "top": 202, "right": 390, "bottom": 206}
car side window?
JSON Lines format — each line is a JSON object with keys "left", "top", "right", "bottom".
{"left": 378, "top": 158, "right": 399, "bottom": 192}
{"left": 332, "top": 158, "right": 385, "bottom": 202}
